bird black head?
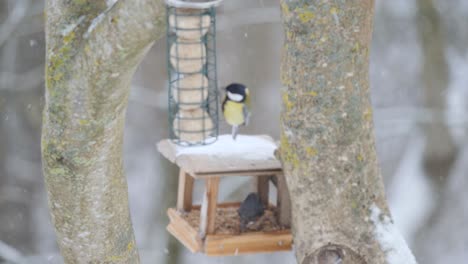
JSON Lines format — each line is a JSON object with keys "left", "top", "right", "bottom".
{"left": 225, "top": 83, "right": 247, "bottom": 102}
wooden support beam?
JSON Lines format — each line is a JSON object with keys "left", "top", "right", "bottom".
{"left": 191, "top": 169, "right": 282, "bottom": 179}
{"left": 275, "top": 173, "right": 291, "bottom": 227}
{"left": 204, "top": 230, "right": 293, "bottom": 256}
{"left": 167, "top": 208, "right": 202, "bottom": 253}
{"left": 177, "top": 170, "right": 194, "bottom": 212}
{"left": 257, "top": 175, "right": 270, "bottom": 206}
{"left": 199, "top": 177, "right": 220, "bottom": 238}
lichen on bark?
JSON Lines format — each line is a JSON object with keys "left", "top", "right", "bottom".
{"left": 42, "top": 0, "right": 165, "bottom": 262}
{"left": 278, "top": 1, "right": 399, "bottom": 263}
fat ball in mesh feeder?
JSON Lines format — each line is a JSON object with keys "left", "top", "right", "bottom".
{"left": 173, "top": 108, "right": 215, "bottom": 142}
{"left": 170, "top": 40, "right": 207, "bottom": 73}
{"left": 166, "top": 0, "right": 219, "bottom": 146}
{"left": 169, "top": 13, "right": 211, "bottom": 40}
{"left": 172, "top": 73, "right": 209, "bottom": 110}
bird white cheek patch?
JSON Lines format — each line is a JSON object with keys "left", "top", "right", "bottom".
{"left": 227, "top": 91, "right": 243, "bottom": 102}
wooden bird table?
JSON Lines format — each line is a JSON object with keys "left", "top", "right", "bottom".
{"left": 157, "top": 135, "right": 292, "bottom": 256}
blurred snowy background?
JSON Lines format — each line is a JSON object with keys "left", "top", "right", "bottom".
{"left": 1, "top": 0, "right": 467, "bottom": 263}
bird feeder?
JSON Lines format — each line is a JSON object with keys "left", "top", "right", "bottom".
{"left": 157, "top": 135, "right": 293, "bottom": 256}
{"left": 166, "top": 0, "right": 220, "bottom": 146}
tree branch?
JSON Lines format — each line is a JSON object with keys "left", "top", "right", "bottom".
{"left": 42, "top": 0, "right": 165, "bottom": 263}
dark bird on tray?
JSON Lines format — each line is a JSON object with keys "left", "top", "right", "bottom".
{"left": 237, "top": 192, "right": 265, "bottom": 232}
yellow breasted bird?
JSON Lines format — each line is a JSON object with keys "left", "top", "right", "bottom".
{"left": 222, "top": 83, "right": 251, "bottom": 140}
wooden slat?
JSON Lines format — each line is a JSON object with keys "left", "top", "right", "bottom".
{"left": 204, "top": 230, "right": 292, "bottom": 256}
{"left": 275, "top": 173, "right": 291, "bottom": 227}
{"left": 177, "top": 170, "right": 194, "bottom": 211}
{"left": 192, "top": 202, "right": 276, "bottom": 211}
{"left": 167, "top": 208, "right": 202, "bottom": 253}
{"left": 167, "top": 223, "right": 200, "bottom": 253}
{"left": 167, "top": 209, "right": 191, "bottom": 231}
{"left": 177, "top": 156, "right": 281, "bottom": 176}
{"left": 192, "top": 202, "right": 241, "bottom": 210}
{"left": 191, "top": 169, "right": 282, "bottom": 179}
{"left": 206, "top": 177, "right": 220, "bottom": 235}
{"left": 167, "top": 209, "right": 200, "bottom": 241}
{"left": 257, "top": 175, "right": 270, "bottom": 206}
{"left": 199, "top": 177, "right": 220, "bottom": 238}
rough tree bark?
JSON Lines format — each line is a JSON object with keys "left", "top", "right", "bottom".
{"left": 42, "top": 0, "right": 165, "bottom": 263}
{"left": 278, "top": 1, "right": 415, "bottom": 263}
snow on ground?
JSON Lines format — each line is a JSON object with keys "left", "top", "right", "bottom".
{"left": 370, "top": 204, "right": 417, "bottom": 264}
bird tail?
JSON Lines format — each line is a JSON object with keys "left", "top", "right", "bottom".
{"left": 232, "top": 125, "right": 239, "bottom": 140}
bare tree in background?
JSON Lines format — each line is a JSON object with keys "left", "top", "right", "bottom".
{"left": 278, "top": 1, "right": 415, "bottom": 263}
{"left": 42, "top": 0, "right": 165, "bottom": 262}
{"left": 1, "top": 0, "right": 47, "bottom": 261}
{"left": 414, "top": 0, "right": 466, "bottom": 262}
{"left": 417, "top": 0, "right": 458, "bottom": 183}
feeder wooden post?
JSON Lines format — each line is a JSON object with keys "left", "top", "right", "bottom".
{"left": 177, "top": 170, "right": 194, "bottom": 212}
{"left": 257, "top": 175, "right": 270, "bottom": 206}
{"left": 276, "top": 173, "right": 291, "bottom": 227}
{"left": 199, "top": 177, "right": 220, "bottom": 237}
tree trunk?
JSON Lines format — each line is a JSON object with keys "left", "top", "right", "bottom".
{"left": 42, "top": 0, "right": 165, "bottom": 263}
{"left": 278, "top": 1, "right": 416, "bottom": 263}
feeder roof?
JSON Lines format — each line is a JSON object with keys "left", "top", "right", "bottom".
{"left": 157, "top": 134, "right": 282, "bottom": 177}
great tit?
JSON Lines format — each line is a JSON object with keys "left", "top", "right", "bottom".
{"left": 222, "top": 83, "right": 251, "bottom": 140}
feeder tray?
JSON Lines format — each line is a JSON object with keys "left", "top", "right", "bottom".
{"left": 157, "top": 135, "right": 293, "bottom": 256}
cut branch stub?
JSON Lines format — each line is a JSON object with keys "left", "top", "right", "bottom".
{"left": 301, "top": 245, "right": 366, "bottom": 264}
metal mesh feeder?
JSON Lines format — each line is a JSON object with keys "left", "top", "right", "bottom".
{"left": 166, "top": 0, "right": 222, "bottom": 146}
